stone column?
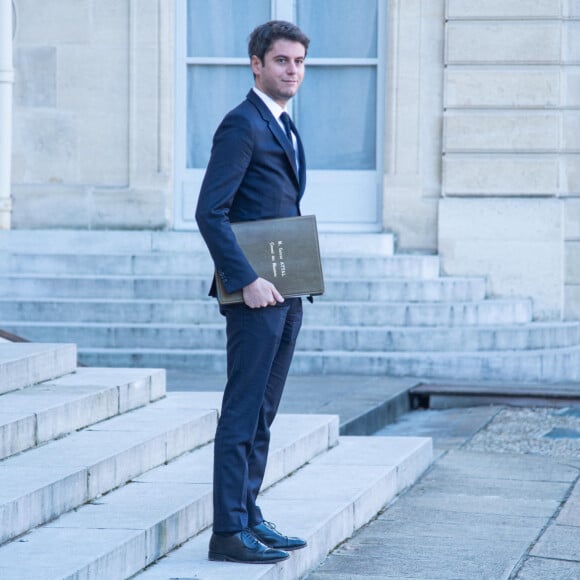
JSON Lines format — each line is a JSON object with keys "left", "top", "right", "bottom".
{"left": 0, "top": 0, "right": 13, "bottom": 229}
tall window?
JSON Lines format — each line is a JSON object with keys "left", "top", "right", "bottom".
{"left": 175, "top": 0, "right": 386, "bottom": 231}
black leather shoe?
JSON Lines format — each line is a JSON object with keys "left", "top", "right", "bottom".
{"left": 252, "top": 521, "right": 307, "bottom": 551}
{"left": 208, "top": 529, "right": 290, "bottom": 564}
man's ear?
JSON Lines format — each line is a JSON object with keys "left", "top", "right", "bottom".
{"left": 250, "top": 55, "right": 262, "bottom": 76}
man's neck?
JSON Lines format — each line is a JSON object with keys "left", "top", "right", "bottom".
{"left": 252, "top": 87, "right": 288, "bottom": 117}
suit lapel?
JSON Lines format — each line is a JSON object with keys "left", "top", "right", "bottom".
{"left": 246, "top": 91, "right": 302, "bottom": 189}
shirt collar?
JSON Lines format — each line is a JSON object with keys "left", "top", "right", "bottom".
{"left": 252, "top": 87, "right": 288, "bottom": 121}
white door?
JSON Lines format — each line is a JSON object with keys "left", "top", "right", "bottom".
{"left": 175, "top": 0, "right": 386, "bottom": 232}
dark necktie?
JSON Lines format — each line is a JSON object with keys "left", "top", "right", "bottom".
{"left": 280, "top": 112, "right": 294, "bottom": 146}
{"left": 279, "top": 112, "right": 305, "bottom": 193}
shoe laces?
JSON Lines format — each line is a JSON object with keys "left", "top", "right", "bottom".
{"left": 261, "top": 520, "right": 289, "bottom": 539}
{"left": 262, "top": 520, "right": 278, "bottom": 531}
{"left": 242, "top": 528, "right": 265, "bottom": 549}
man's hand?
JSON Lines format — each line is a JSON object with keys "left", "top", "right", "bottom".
{"left": 242, "top": 277, "right": 284, "bottom": 308}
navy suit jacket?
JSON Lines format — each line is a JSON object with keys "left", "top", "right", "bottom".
{"left": 195, "top": 90, "right": 306, "bottom": 296}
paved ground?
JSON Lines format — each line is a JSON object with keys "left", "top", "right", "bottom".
{"left": 310, "top": 404, "right": 580, "bottom": 579}
{"left": 166, "top": 370, "right": 414, "bottom": 435}
{"left": 168, "top": 372, "right": 580, "bottom": 579}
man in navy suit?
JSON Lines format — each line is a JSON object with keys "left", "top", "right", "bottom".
{"left": 195, "top": 21, "right": 310, "bottom": 564}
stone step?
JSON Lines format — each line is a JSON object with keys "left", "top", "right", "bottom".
{"left": 0, "top": 230, "right": 395, "bottom": 256}
{"left": 134, "top": 436, "right": 432, "bottom": 580}
{"left": 299, "top": 322, "right": 580, "bottom": 352}
{"left": 0, "top": 298, "right": 534, "bottom": 326}
{"left": 77, "top": 345, "right": 580, "bottom": 382}
{"left": 324, "top": 276, "right": 486, "bottom": 302}
{"left": 0, "top": 342, "right": 77, "bottom": 395}
{"left": 4, "top": 320, "right": 579, "bottom": 352}
{"left": 0, "top": 230, "right": 209, "bottom": 254}
{"left": 0, "top": 367, "right": 165, "bottom": 461}
{"left": 0, "top": 408, "right": 343, "bottom": 579}
{"left": 289, "top": 347, "right": 580, "bottom": 382}
{"left": 0, "top": 274, "right": 485, "bottom": 301}
{"left": 305, "top": 299, "right": 533, "bottom": 326}
{"left": 0, "top": 393, "right": 220, "bottom": 545}
{"left": 0, "top": 253, "right": 438, "bottom": 278}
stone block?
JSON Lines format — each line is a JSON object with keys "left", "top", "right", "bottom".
{"left": 567, "top": 0, "right": 580, "bottom": 17}
{"left": 82, "top": 431, "right": 169, "bottom": 499}
{"left": 35, "top": 386, "right": 119, "bottom": 444}
{"left": 0, "top": 411, "right": 35, "bottom": 460}
{"left": 78, "top": 113, "right": 129, "bottom": 186}
{"left": 316, "top": 436, "right": 432, "bottom": 494}
{"left": 565, "top": 200, "right": 580, "bottom": 241}
{"left": 47, "top": 481, "right": 212, "bottom": 564}
{"left": 440, "top": 449, "right": 578, "bottom": 483}
{"left": 564, "top": 284, "right": 580, "bottom": 320}
{"left": 444, "top": 112, "right": 559, "bottom": 152}
{"left": 565, "top": 68, "right": 580, "bottom": 107}
{"left": 11, "top": 185, "right": 90, "bottom": 228}
{"left": 516, "top": 557, "right": 580, "bottom": 580}
{"left": 319, "top": 233, "right": 394, "bottom": 255}
{"left": 56, "top": 44, "right": 130, "bottom": 185}
{"left": 566, "top": 242, "right": 580, "bottom": 283}
{"left": 0, "top": 343, "right": 77, "bottom": 394}
{"left": 264, "top": 461, "right": 398, "bottom": 531}
{"left": 148, "top": 369, "right": 166, "bottom": 401}
{"left": 438, "top": 198, "right": 564, "bottom": 319}
{"left": 443, "top": 154, "right": 559, "bottom": 195}
{"left": 118, "top": 375, "right": 153, "bottom": 414}
{"left": 564, "top": 155, "right": 580, "bottom": 194}
{"left": 445, "top": 67, "right": 560, "bottom": 108}
{"left": 556, "top": 497, "right": 580, "bottom": 526}
{"left": 0, "top": 527, "right": 146, "bottom": 580}
{"left": 447, "top": 0, "right": 562, "bottom": 19}
{"left": 531, "top": 523, "right": 580, "bottom": 561}
{"left": 265, "top": 414, "right": 338, "bottom": 488}
{"left": 91, "top": 0, "right": 131, "bottom": 46}
{"left": 0, "top": 466, "right": 88, "bottom": 545}
{"left": 136, "top": 444, "right": 213, "bottom": 485}
{"left": 563, "top": 113, "right": 580, "bottom": 151}
{"left": 0, "top": 229, "right": 146, "bottom": 253}
{"left": 91, "top": 188, "right": 167, "bottom": 229}
{"left": 0, "top": 381, "right": 123, "bottom": 460}
{"left": 14, "top": 47, "right": 56, "bottom": 108}
{"left": 11, "top": 185, "right": 170, "bottom": 230}
{"left": 565, "top": 21, "right": 580, "bottom": 62}
{"left": 164, "top": 411, "right": 216, "bottom": 460}
{"left": 446, "top": 22, "right": 561, "bottom": 64}
{"left": 383, "top": 177, "right": 440, "bottom": 250}
{"left": 12, "top": 111, "right": 79, "bottom": 183}
{"left": 15, "top": 0, "right": 91, "bottom": 45}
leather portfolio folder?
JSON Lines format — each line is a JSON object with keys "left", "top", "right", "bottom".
{"left": 216, "top": 215, "right": 325, "bottom": 305}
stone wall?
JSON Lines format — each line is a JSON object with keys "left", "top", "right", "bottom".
{"left": 11, "top": 0, "right": 174, "bottom": 229}
{"left": 438, "top": 0, "right": 580, "bottom": 320}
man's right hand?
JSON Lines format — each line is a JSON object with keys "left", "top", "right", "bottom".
{"left": 242, "top": 278, "right": 285, "bottom": 308}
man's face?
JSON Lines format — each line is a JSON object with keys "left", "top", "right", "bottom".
{"left": 251, "top": 39, "right": 306, "bottom": 107}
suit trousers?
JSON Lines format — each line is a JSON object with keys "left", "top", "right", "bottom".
{"left": 212, "top": 297, "right": 303, "bottom": 533}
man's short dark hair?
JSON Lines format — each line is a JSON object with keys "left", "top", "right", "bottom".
{"left": 248, "top": 20, "right": 310, "bottom": 62}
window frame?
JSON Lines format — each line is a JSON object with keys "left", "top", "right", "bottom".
{"left": 174, "top": 0, "right": 387, "bottom": 232}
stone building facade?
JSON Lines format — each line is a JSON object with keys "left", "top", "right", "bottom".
{"left": 5, "top": 0, "right": 580, "bottom": 321}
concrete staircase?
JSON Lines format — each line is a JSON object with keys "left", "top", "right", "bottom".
{"left": 0, "top": 342, "right": 432, "bottom": 579}
{"left": 1, "top": 229, "right": 580, "bottom": 382}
